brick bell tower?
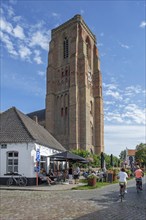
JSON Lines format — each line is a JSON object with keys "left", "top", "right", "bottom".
{"left": 46, "top": 15, "right": 104, "bottom": 154}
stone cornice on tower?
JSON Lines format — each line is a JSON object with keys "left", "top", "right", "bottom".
{"left": 52, "top": 14, "right": 96, "bottom": 43}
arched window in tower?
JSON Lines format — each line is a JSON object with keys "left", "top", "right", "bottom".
{"left": 63, "top": 37, "right": 69, "bottom": 59}
{"left": 61, "top": 108, "right": 64, "bottom": 117}
{"left": 61, "top": 71, "right": 64, "bottom": 78}
{"left": 85, "top": 36, "right": 91, "bottom": 65}
{"left": 90, "top": 101, "right": 93, "bottom": 115}
{"left": 90, "top": 122, "right": 94, "bottom": 145}
{"left": 65, "top": 107, "right": 68, "bottom": 116}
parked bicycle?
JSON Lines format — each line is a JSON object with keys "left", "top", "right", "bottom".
{"left": 7, "top": 173, "right": 27, "bottom": 186}
{"left": 119, "top": 182, "right": 125, "bottom": 202}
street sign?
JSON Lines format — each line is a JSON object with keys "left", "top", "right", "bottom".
{"left": 36, "top": 149, "right": 40, "bottom": 162}
{"left": 34, "top": 167, "right": 40, "bottom": 172}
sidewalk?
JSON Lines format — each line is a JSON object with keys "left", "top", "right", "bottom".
{"left": 0, "top": 182, "right": 86, "bottom": 191}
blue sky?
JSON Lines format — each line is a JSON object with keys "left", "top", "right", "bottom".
{"left": 1, "top": 0, "right": 146, "bottom": 157}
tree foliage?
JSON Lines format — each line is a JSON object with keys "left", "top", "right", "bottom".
{"left": 71, "top": 149, "right": 119, "bottom": 168}
{"left": 135, "top": 143, "right": 146, "bottom": 165}
{"left": 71, "top": 149, "right": 90, "bottom": 158}
{"left": 119, "top": 150, "right": 126, "bottom": 161}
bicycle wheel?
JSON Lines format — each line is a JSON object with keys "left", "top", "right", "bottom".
{"left": 120, "top": 186, "right": 125, "bottom": 202}
{"left": 22, "top": 177, "right": 27, "bottom": 186}
{"left": 18, "top": 177, "right": 27, "bottom": 186}
{"left": 136, "top": 181, "right": 140, "bottom": 193}
{"left": 7, "top": 178, "right": 13, "bottom": 186}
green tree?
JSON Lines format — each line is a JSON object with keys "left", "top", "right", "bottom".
{"left": 119, "top": 150, "right": 126, "bottom": 161}
{"left": 135, "top": 143, "right": 146, "bottom": 166}
{"left": 71, "top": 149, "right": 119, "bottom": 169}
{"left": 100, "top": 153, "right": 119, "bottom": 169}
{"left": 136, "top": 143, "right": 146, "bottom": 151}
{"left": 71, "top": 149, "right": 90, "bottom": 158}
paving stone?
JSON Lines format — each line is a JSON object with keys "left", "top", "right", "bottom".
{"left": 0, "top": 177, "right": 145, "bottom": 220}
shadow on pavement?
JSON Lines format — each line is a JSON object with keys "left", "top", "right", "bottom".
{"left": 73, "top": 181, "right": 146, "bottom": 220}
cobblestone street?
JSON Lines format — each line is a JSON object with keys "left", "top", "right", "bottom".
{"left": 0, "top": 177, "right": 146, "bottom": 220}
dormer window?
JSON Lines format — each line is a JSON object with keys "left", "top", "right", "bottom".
{"left": 63, "top": 37, "right": 69, "bottom": 59}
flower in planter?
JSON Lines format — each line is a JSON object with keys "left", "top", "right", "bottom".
{"left": 87, "top": 173, "right": 98, "bottom": 179}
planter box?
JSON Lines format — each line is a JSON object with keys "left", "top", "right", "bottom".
{"left": 88, "top": 177, "right": 97, "bottom": 187}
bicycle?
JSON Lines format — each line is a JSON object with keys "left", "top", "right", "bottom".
{"left": 119, "top": 182, "right": 125, "bottom": 202}
{"left": 136, "top": 178, "right": 142, "bottom": 193}
{"left": 7, "top": 173, "right": 27, "bottom": 186}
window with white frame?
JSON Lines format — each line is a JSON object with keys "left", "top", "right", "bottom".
{"left": 7, "top": 151, "right": 18, "bottom": 173}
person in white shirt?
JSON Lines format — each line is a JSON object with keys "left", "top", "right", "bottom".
{"left": 118, "top": 167, "right": 128, "bottom": 193}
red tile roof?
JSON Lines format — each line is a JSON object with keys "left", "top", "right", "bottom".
{"left": 127, "top": 149, "right": 137, "bottom": 156}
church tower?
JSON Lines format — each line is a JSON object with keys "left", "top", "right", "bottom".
{"left": 46, "top": 15, "right": 104, "bottom": 154}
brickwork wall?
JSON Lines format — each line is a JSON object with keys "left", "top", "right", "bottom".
{"left": 46, "top": 15, "right": 104, "bottom": 154}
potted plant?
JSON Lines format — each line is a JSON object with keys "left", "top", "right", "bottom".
{"left": 126, "top": 169, "right": 132, "bottom": 177}
{"left": 87, "top": 173, "right": 97, "bottom": 187}
{"left": 113, "top": 168, "right": 119, "bottom": 181}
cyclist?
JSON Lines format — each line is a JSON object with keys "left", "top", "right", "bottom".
{"left": 134, "top": 165, "right": 144, "bottom": 190}
{"left": 117, "top": 167, "right": 128, "bottom": 193}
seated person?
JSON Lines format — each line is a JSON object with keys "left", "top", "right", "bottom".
{"left": 38, "top": 168, "right": 55, "bottom": 185}
{"left": 48, "top": 169, "right": 58, "bottom": 181}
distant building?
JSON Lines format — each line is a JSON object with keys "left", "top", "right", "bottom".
{"left": 27, "top": 109, "right": 45, "bottom": 127}
{"left": 0, "top": 107, "right": 65, "bottom": 185}
{"left": 28, "top": 14, "right": 104, "bottom": 154}
{"left": 126, "top": 148, "right": 137, "bottom": 166}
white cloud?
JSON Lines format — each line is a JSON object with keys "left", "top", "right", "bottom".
{"left": 1, "top": 4, "right": 51, "bottom": 64}
{"left": 97, "top": 43, "right": 103, "bottom": 47}
{"left": 0, "top": 17, "right": 25, "bottom": 40}
{"left": 103, "top": 80, "right": 145, "bottom": 126}
{"left": 34, "top": 50, "right": 43, "bottom": 64}
{"left": 34, "top": 56, "right": 42, "bottom": 64}
{"left": 139, "top": 21, "right": 146, "bottom": 28}
{"left": 103, "top": 83, "right": 117, "bottom": 90}
{"left": 13, "top": 16, "right": 22, "bottom": 22}
{"left": 124, "top": 104, "right": 146, "bottom": 125}
{"left": 7, "top": 5, "right": 15, "bottom": 17}
{"left": 104, "top": 101, "right": 115, "bottom": 105}
{"left": 104, "top": 125, "right": 146, "bottom": 156}
{"left": 105, "top": 112, "right": 124, "bottom": 123}
{"left": 105, "top": 90, "right": 123, "bottom": 100}
{"left": 118, "top": 41, "right": 130, "bottom": 49}
{"left": 52, "top": 12, "right": 60, "bottom": 19}
{"left": 120, "top": 44, "right": 130, "bottom": 49}
{"left": 100, "top": 52, "right": 106, "bottom": 57}
{"left": 13, "top": 25, "right": 25, "bottom": 39}
{"left": 124, "top": 98, "right": 130, "bottom": 104}
{"left": 0, "top": 17, "right": 13, "bottom": 35}
{"left": 19, "top": 45, "right": 32, "bottom": 60}
{"left": 38, "top": 71, "right": 45, "bottom": 76}
{"left": 0, "top": 31, "right": 18, "bottom": 56}
{"left": 80, "top": 9, "right": 84, "bottom": 15}
{"left": 29, "top": 31, "right": 50, "bottom": 50}
{"left": 124, "top": 85, "right": 142, "bottom": 97}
